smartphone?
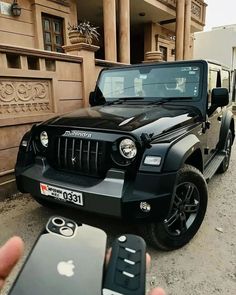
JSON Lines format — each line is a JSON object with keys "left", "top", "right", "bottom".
{"left": 8, "top": 216, "right": 107, "bottom": 295}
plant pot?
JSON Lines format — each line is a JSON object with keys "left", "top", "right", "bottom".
{"left": 68, "top": 31, "right": 88, "bottom": 44}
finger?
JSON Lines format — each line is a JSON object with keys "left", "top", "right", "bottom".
{"left": 105, "top": 247, "right": 112, "bottom": 268}
{"left": 148, "top": 287, "right": 166, "bottom": 295}
{"left": 146, "top": 253, "right": 151, "bottom": 271}
{"left": 0, "top": 237, "right": 24, "bottom": 289}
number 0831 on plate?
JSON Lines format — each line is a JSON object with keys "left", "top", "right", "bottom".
{"left": 40, "top": 183, "right": 83, "bottom": 206}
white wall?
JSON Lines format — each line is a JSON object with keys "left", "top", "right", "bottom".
{"left": 233, "top": 48, "right": 236, "bottom": 69}
{"left": 193, "top": 27, "right": 236, "bottom": 68}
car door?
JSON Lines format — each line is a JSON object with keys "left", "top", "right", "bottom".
{"left": 206, "top": 68, "right": 222, "bottom": 160}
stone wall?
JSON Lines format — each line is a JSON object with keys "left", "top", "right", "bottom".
{"left": 0, "top": 44, "right": 83, "bottom": 187}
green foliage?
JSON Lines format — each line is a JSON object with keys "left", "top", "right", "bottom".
{"left": 68, "top": 21, "right": 100, "bottom": 44}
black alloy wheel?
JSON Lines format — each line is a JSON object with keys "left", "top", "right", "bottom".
{"left": 140, "top": 165, "right": 208, "bottom": 250}
{"left": 218, "top": 130, "right": 232, "bottom": 173}
{"left": 164, "top": 182, "right": 200, "bottom": 237}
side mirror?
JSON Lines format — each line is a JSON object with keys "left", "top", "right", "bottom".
{"left": 211, "top": 88, "right": 229, "bottom": 107}
{"left": 89, "top": 91, "right": 96, "bottom": 106}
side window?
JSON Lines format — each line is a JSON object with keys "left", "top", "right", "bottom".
{"left": 208, "top": 70, "right": 220, "bottom": 106}
{"left": 222, "top": 70, "right": 230, "bottom": 91}
{"left": 209, "top": 70, "right": 219, "bottom": 91}
{"left": 42, "top": 14, "right": 64, "bottom": 53}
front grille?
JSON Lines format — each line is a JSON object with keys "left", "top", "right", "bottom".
{"left": 53, "top": 137, "right": 109, "bottom": 177}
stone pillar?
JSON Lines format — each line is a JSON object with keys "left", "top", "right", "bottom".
{"left": 119, "top": 0, "right": 130, "bottom": 64}
{"left": 184, "top": 0, "right": 192, "bottom": 60}
{"left": 63, "top": 43, "right": 99, "bottom": 107}
{"left": 103, "top": 0, "right": 117, "bottom": 61}
{"left": 175, "top": 0, "right": 185, "bottom": 60}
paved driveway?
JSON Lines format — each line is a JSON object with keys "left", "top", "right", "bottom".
{"left": 0, "top": 147, "right": 236, "bottom": 295}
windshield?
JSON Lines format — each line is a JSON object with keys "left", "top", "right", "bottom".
{"left": 97, "top": 64, "right": 201, "bottom": 103}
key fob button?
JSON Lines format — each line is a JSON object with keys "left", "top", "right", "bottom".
{"left": 118, "top": 235, "right": 127, "bottom": 243}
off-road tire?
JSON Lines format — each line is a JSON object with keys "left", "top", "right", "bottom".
{"left": 140, "top": 165, "right": 208, "bottom": 251}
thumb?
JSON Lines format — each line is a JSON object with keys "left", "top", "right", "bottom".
{"left": 148, "top": 287, "right": 166, "bottom": 295}
{"left": 0, "top": 237, "right": 24, "bottom": 289}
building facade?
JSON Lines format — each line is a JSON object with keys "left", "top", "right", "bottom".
{"left": 194, "top": 24, "right": 236, "bottom": 69}
{"left": 0, "top": 0, "right": 206, "bottom": 191}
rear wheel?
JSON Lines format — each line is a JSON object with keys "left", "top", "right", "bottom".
{"left": 218, "top": 130, "right": 232, "bottom": 173}
{"left": 140, "top": 165, "right": 208, "bottom": 250}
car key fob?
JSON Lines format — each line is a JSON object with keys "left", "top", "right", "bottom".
{"left": 103, "top": 234, "right": 146, "bottom": 295}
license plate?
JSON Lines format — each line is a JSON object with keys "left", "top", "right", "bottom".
{"left": 40, "top": 183, "right": 83, "bottom": 206}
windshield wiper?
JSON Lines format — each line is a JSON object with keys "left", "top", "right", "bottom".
{"left": 149, "top": 97, "right": 193, "bottom": 105}
{"left": 104, "top": 97, "right": 144, "bottom": 105}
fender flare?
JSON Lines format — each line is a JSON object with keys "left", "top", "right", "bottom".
{"left": 218, "top": 110, "right": 235, "bottom": 150}
{"left": 163, "top": 134, "right": 202, "bottom": 172}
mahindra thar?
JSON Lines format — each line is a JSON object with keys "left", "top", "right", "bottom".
{"left": 15, "top": 60, "right": 235, "bottom": 250}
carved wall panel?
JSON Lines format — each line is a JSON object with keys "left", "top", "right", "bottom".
{"left": 192, "top": 1, "right": 201, "bottom": 19}
{"left": 0, "top": 79, "right": 53, "bottom": 118}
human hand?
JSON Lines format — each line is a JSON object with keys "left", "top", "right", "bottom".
{"left": 0, "top": 237, "right": 24, "bottom": 289}
{"left": 0, "top": 237, "right": 166, "bottom": 295}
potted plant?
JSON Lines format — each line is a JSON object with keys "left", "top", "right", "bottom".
{"left": 68, "top": 21, "right": 100, "bottom": 45}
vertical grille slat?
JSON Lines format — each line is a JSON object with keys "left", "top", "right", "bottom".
{"left": 64, "top": 138, "right": 68, "bottom": 167}
{"left": 87, "top": 141, "right": 91, "bottom": 172}
{"left": 71, "top": 138, "right": 75, "bottom": 168}
{"left": 79, "top": 140, "right": 83, "bottom": 168}
{"left": 95, "top": 141, "right": 99, "bottom": 173}
{"left": 57, "top": 137, "right": 61, "bottom": 168}
{"left": 53, "top": 136, "right": 109, "bottom": 177}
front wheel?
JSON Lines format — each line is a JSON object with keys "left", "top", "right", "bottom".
{"left": 140, "top": 165, "right": 208, "bottom": 250}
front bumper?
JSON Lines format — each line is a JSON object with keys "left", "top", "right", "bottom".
{"left": 16, "top": 157, "right": 177, "bottom": 221}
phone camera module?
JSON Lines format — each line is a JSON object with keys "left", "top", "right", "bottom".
{"left": 52, "top": 217, "right": 65, "bottom": 227}
{"left": 60, "top": 226, "right": 74, "bottom": 237}
{"left": 67, "top": 222, "right": 75, "bottom": 228}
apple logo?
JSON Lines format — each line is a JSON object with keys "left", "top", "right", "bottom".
{"left": 57, "top": 260, "right": 75, "bottom": 277}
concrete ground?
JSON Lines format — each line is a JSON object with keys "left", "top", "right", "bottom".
{"left": 0, "top": 149, "right": 236, "bottom": 295}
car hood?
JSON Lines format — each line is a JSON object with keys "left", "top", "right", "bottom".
{"left": 45, "top": 104, "right": 201, "bottom": 137}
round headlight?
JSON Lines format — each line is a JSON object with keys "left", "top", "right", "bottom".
{"left": 40, "top": 131, "right": 48, "bottom": 147}
{"left": 119, "top": 139, "right": 137, "bottom": 159}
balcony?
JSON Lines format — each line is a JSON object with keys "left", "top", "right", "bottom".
{"left": 151, "top": 0, "right": 207, "bottom": 30}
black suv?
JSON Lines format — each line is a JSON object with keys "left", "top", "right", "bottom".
{"left": 15, "top": 60, "right": 235, "bottom": 250}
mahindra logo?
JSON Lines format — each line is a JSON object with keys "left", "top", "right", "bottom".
{"left": 62, "top": 130, "right": 92, "bottom": 138}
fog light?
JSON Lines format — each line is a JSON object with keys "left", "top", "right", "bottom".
{"left": 140, "top": 202, "right": 151, "bottom": 213}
